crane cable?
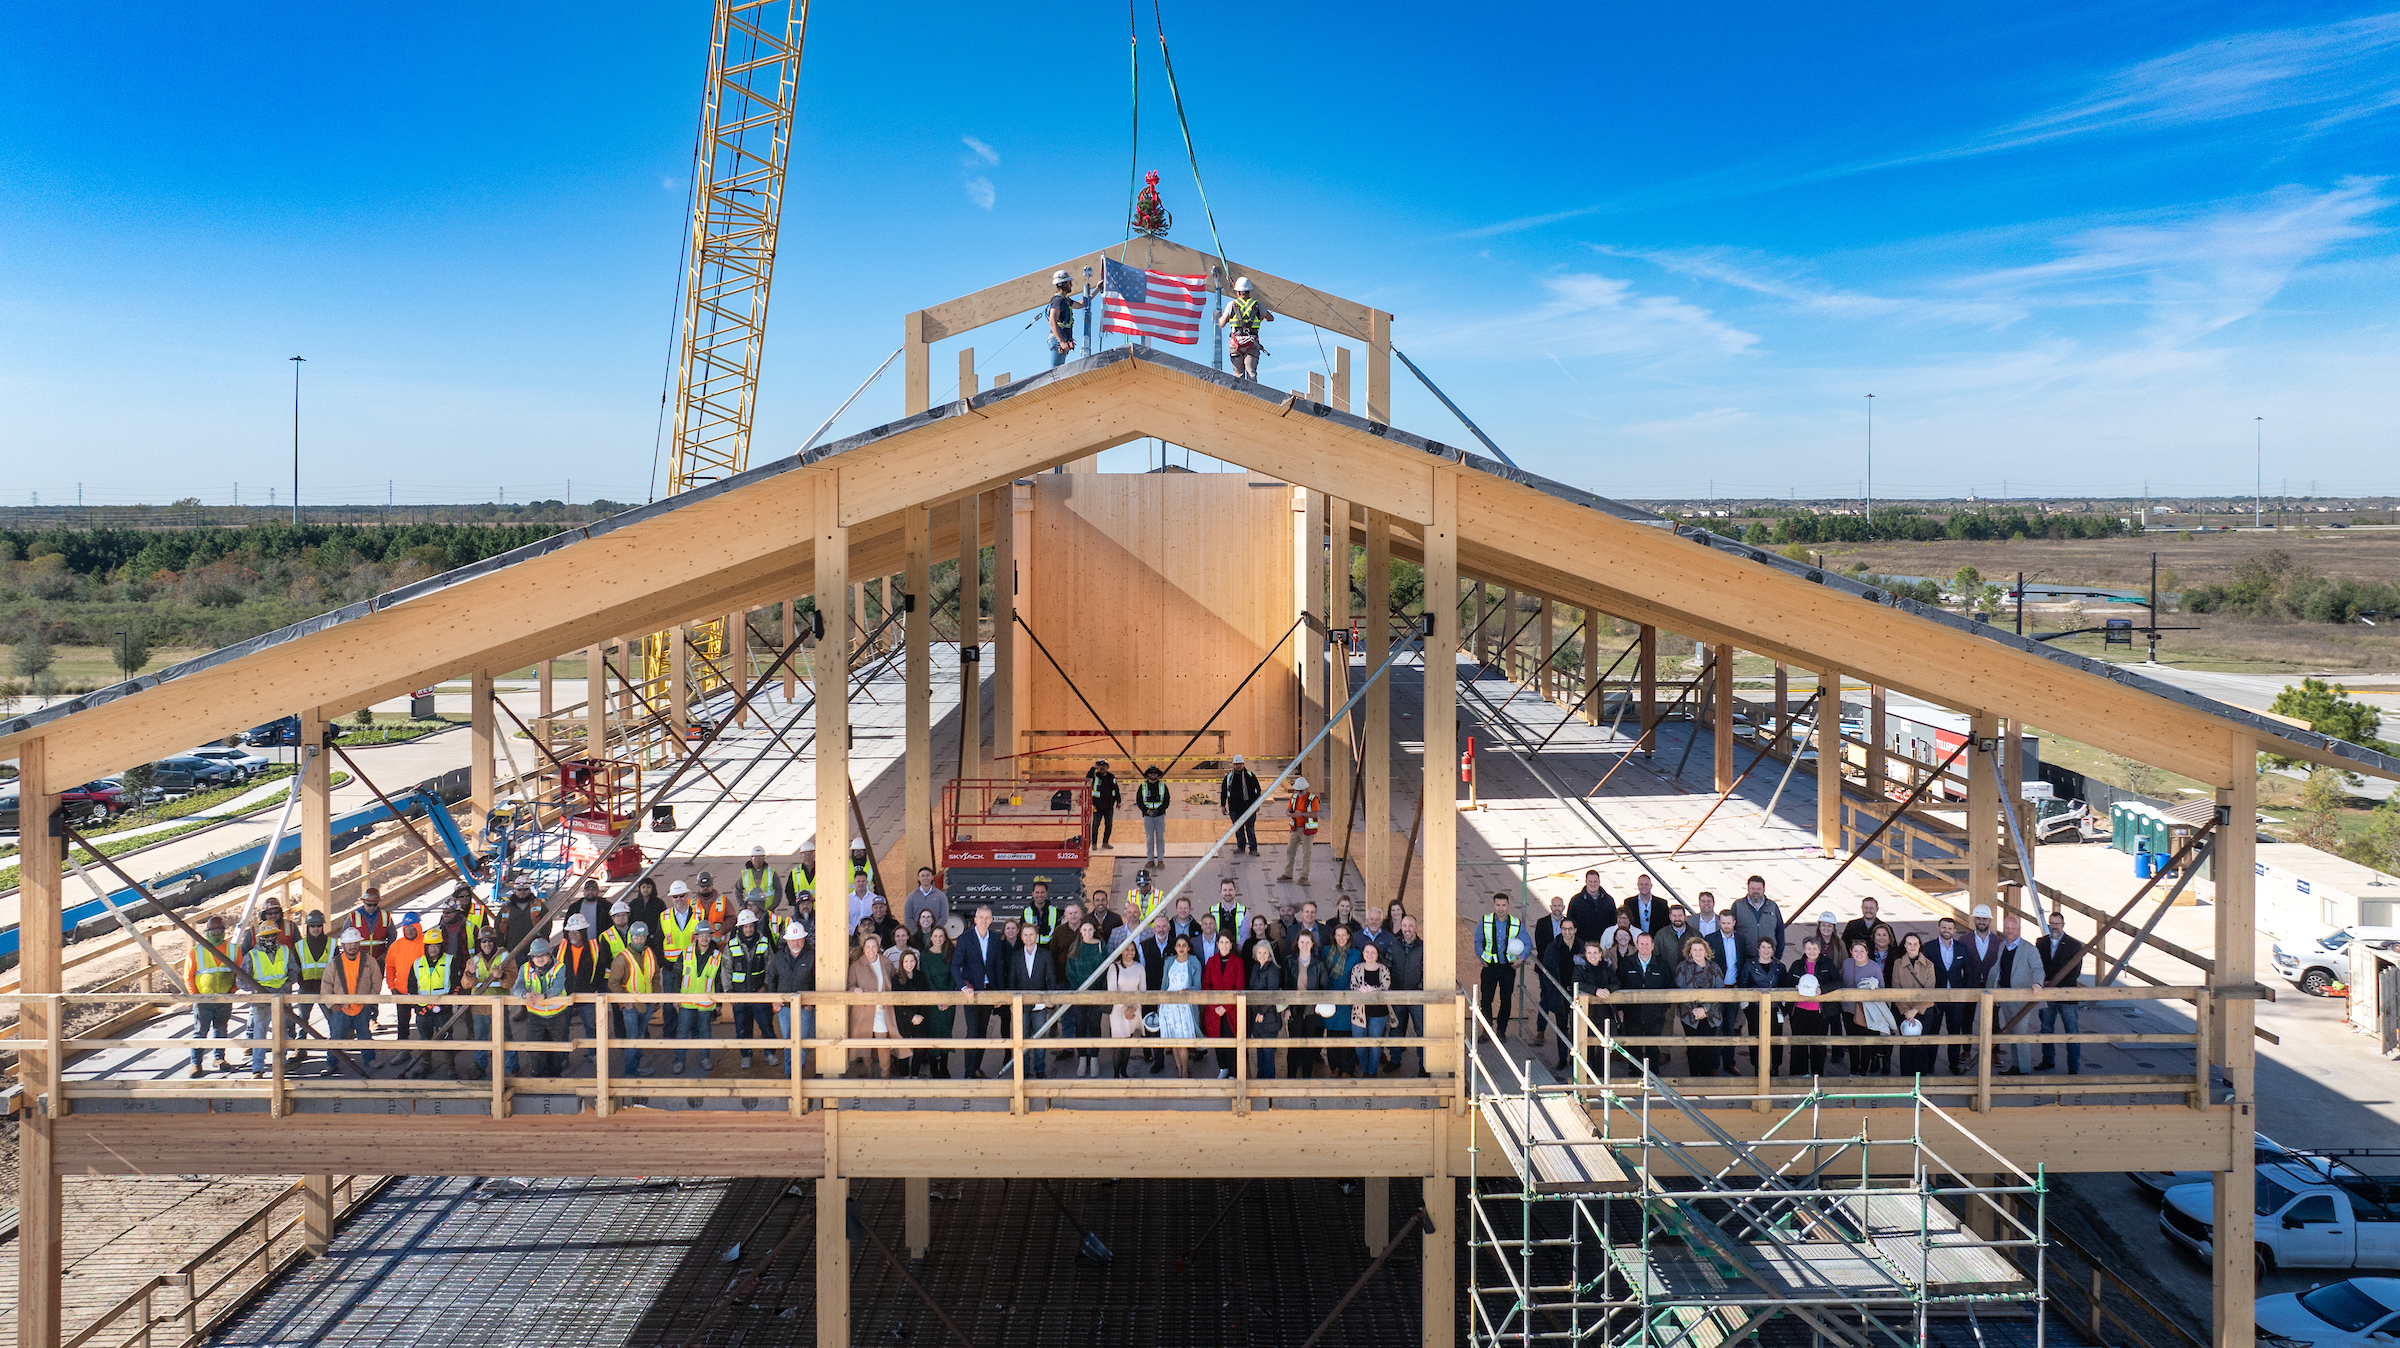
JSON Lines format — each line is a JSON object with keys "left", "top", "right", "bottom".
{"left": 1148, "top": 0, "right": 1232, "bottom": 291}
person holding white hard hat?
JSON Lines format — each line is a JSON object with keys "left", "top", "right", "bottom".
{"left": 1217, "top": 276, "right": 1272, "bottom": 380}
{"left": 1474, "top": 891, "right": 1528, "bottom": 1038}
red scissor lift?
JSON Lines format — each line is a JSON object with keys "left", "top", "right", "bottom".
{"left": 940, "top": 777, "right": 1090, "bottom": 912}
{"left": 559, "top": 757, "right": 645, "bottom": 881}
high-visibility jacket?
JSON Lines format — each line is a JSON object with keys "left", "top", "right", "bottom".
{"left": 1479, "top": 915, "right": 1523, "bottom": 965}
{"left": 722, "top": 933, "right": 771, "bottom": 989}
{"left": 187, "top": 939, "right": 238, "bottom": 995}
{"left": 1211, "top": 905, "right": 1250, "bottom": 945}
{"left": 328, "top": 950, "right": 376, "bottom": 1016}
{"left": 611, "top": 947, "right": 661, "bottom": 995}
{"left": 660, "top": 906, "right": 702, "bottom": 959}
{"left": 1024, "top": 903, "right": 1062, "bottom": 942}
{"left": 678, "top": 950, "right": 723, "bottom": 1009}
{"left": 248, "top": 944, "right": 293, "bottom": 990}
{"left": 514, "top": 961, "right": 570, "bottom": 1017}
{"left": 295, "top": 933, "right": 333, "bottom": 986}
{"left": 602, "top": 925, "right": 634, "bottom": 962}
{"left": 1135, "top": 780, "right": 1171, "bottom": 817}
{"left": 738, "top": 865, "right": 781, "bottom": 905}
{"left": 1289, "top": 791, "right": 1322, "bottom": 836}
{"left": 468, "top": 952, "right": 513, "bottom": 996}
{"left": 385, "top": 933, "right": 426, "bottom": 999}
{"left": 1126, "top": 887, "right": 1164, "bottom": 920}
{"left": 697, "top": 892, "right": 731, "bottom": 929}
{"left": 1229, "top": 295, "right": 1268, "bottom": 334}
{"left": 413, "top": 953, "right": 456, "bottom": 1007}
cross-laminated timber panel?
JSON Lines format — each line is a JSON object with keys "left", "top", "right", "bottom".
{"left": 1026, "top": 473, "right": 1300, "bottom": 757}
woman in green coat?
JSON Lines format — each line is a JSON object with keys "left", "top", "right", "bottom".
{"left": 920, "top": 924, "right": 959, "bottom": 1080}
{"left": 1062, "top": 920, "right": 1106, "bottom": 1077}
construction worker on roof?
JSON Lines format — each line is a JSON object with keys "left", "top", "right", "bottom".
{"left": 693, "top": 871, "right": 731, "bottom": 928}
{"left": 1125, "top": 869, "right": 1165, "bottom": 923}
{"left": 185, "top": 914, "right": 238, "bottom": 1076}
{"left": 1280, "top": 776, "right": 1321, "bottom": 885}
{"left": 795, "top": 846, "right": 817, "bottom": 896}
{"left": 660, "top": 881, "right": 702, "bottom": 961}
{"left": 1217, "top": 277, "right": 1272, "bottom": 381}
{"left": 849, "top": 840, "right": 878, "bottom": 893}
{"left": 602, "top": 899, "right": 636, "bottom": 961}
{"left": 1136, "top": 765, "right": 1171, "bottom": 871}
{"left": 1047, "top": 269, "right": 1090, "bottom": 369}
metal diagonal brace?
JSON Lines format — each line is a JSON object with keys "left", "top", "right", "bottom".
{"left": 1670, "top": 690, "right": 1822, "bottom": 855}
{"left": 1528, "top": 633, "right": 1640, "bottom": 754}
{"left": 1297, "top": 1208, "right": 1430, "bottom": 1348}
{"left": 1011, "top": 608, "right": 1137, "bottom": 767}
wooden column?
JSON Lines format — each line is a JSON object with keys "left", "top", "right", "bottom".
{"left": 958, "top": 347, "right": 976, "bottom": 401}
{"left": 1967, "top": 711, "right": 2002, "bottom": 916}
{"left": 470, "top": 669, "right": 496, "bottom": 830}
{"left": 1638, "top": 625, "right": 1657, "bottom": 755}
{"left": 1005, "top": 482, "right": 1034, "bottom": 776}
{"left": 1581, "top": 610, "right": 1602, "bottom": 725}
{"left": 1867, "top": 686, "right": 1888, "bottom": 800}
{"left": 16, "top": 736, "right": 63, "bottom": 1348}
{"left": 1332, "top": 346, "right": 1352, "bottom": 413}
{"left": 667, "top": 626, "right": 690, "bottom": 739}
{"left": 1300, "top": 488, "right": 1327, "bottom": 791}
{"left": 617, "top": 637, "right": 639, "bottom": 724}
{"left": 880, "top": 578, "right": 894, "bottom": 653}
{"left": 1309, "top": 371, "right": 1325, "bottom": 404}
{"left": 1326, "top": 497, "right": 1353, "bottom": 854}
{"left": 2214, "top": 739, "right": 2258, "bottom": 1348}
{"left": 903, "top": 310, "right": 929, "bottom": 414}
{"left": 1499, "top": 589, "right": 1519, "bottom": 681}
{"left": 817, "top": 1175, "right": 851, "bottom": 1348}
{"left": 303, "top": 1174, "right": 334, "bottom": 1257}
{"left": 904, "top": 506, "right": 933, "bottom": 882}
{"left": 905, "top": 1176, "right": 930, "bottom": 1260}
{"left": 1366, "top": 309, "right": 1392, "bottom": 423}
{"left": 958, "top": 494, "right": 982, "bottom": 782}
{"left": 727, "top": 611, "right": 748, "bottom": 726}
{"left": 1537, "top": 597, "right": 1555, "bottom": 701}
{"left": 299, "top": 709, "right": 332, "bottom": 918}
{"left": 1816, "top": 668, "right": 1843, "bottom": 852}
{"left": 1470, "top": 584, "right": 1487, "bottom": 666}
{"left": 1711, "top": 644, "right": 1735, "bottom": 792}
{"left": 1363, "top": 1176, "right": 1390, "bottom": 1257}
{"left": 1772, "top": 664, "right": 1789, "bottom": 757}
{"left": 1424, "top": 1177, "right": 1456, "bottom": 1348}
{"left": 1362, "top": 509, "right": 1393, "bottom": 908}
{"left": 538, "top": 658, "right": 554, "bottom": 721}
{"left": 814, "top": 486, "right": 852, "bottom": 1006}
{"left": 585, "top": 643, "right": 607, "bottom": 758}
{"left": 783, "top": 602, "right": 798, "bottom": 702}
{"left": 1421, "top": 474, "right": 1460, "bottom": 1082}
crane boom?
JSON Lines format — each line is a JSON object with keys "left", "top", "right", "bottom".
{"left": 643, "top": 0, "right": 808, "bottom": 720}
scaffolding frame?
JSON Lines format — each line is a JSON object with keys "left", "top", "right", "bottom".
{"left": 1466, "top": 1003, "right": 2048, "bottom": 1347}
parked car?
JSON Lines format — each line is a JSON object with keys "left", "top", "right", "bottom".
{"left": 152, "top": 755, "right": 238, "bottom": 795}
{"left": 2274, "top": 927, "right": 2400, "bottom": 997}
{"left": 2256, "top": 1278, "right": 2400, "bottom": 1345}
{"left": 61, "top": 780, "right": 129, "bottom": 821}
{"left": 187, "top": 744, "right": 270, "bottom": 782}
{"left": 0, "top": 792, "right": 16, "bottom": 833}
{"left": 2163, "top": 1161, "right": 2400, "bottom": 1274}
{"left": 245, "top": 716, "right": 302, "bottom": 747}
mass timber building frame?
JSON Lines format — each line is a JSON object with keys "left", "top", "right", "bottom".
{"left": 9, "top": 260, "right": 2399, "bottom": 1348}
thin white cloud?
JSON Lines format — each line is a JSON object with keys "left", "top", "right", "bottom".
{"left": 961, "top": 135, "right": 999, "bottom": 165}
{"left": 1418, "top": 273, "right": 1758, "bottom": 363}
{"left": 963, "top": 176, "right": 995, "bottom": 210}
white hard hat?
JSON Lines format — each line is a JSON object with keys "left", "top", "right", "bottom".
{"left": 565, "top": 913, "right": 590, "bottom": 932}
{"left": 738, "top": 909, "right": 759, "bottom": 925}
{"left": 338, "top": 928, "right": 362, "bottom": 947}
{"left": 1231, "top": 754, "right": 1245, "bottom": 764}
{"left": 611, "top": 900, "right": 632, "bottom": 915}
{"left": 1854, "top": 975, "right": 1882, "bottom": 990}
{"left": 1233, "top": 277, "right": 1252, "bottom": 293}
{"left": 1900, "top": 1017, "right": 1924, "bottom": 1036}
{"left": 668, "top": 880, "right": 690, "bottom": 897}
{"left": 1795, "top": 974, "right": 1820, "bottom": 997}
{"left": 1971, "top": 904, "right": 1992, "bottom": 919}
{"left": 1291, "top": 777, "right": 1309, "bottom": 791}
{"left": 1053, "top": 269, "right": 1071, "bottom": 284}
{"left": 751, "top": 846, "right": 767, "bottom": 858}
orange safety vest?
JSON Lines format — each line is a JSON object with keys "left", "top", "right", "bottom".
{"left": 1289, "top": 791, "right": 1322, "bottom": 837}
{"left": 330, "top": 951, "right": 374, "bottom": 1016}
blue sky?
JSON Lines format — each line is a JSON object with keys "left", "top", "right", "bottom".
{"left": 3, "top": 2, "right": 2395, "bottom": 507}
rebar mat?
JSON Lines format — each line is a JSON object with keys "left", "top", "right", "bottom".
{"left": 207, "top": 1175, "right": 1433, "bottom": 1347}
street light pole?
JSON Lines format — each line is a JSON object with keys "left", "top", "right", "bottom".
{"left": 1864, "top": 393, "right": 1875, "bottom": 530}
{"left": 2254, "top": 416, "right": 2263, "bottom": 530}
{"left": 289, "top": 356, "right": 307, "bottom": 527}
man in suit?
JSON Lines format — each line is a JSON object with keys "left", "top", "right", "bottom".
{"left": 1928, "top": 915, "right": 1973, "bottom": 1073}
{"left": 953, "top": 906, "right": 1010, "bottom": 1079}
{"left": 1566, "top": 871, "right": 1614, "bottom": 942}
{"left": 1003, "top": 919, "right": 1062, "bottom": 1078}
{"left": 1619, "top": 874, "right": 1670, "bottom": 936}
{"left": 1952, "top": 904, "right": 2001, "bottom": 1072}
{"left": 1616, "top": 930, "right": 1675, "bottom": 1071}
{"left": 2034, "top": 907, "right": 2089, "bottom": 1074}
{"left": 1984, "top": 912, "right": 2041, "bottom": 1074}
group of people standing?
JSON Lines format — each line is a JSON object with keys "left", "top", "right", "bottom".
{"left": 1485, "top": 872, "right": 2091, "bottom": 1082}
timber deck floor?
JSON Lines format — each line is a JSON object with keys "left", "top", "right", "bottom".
{"left": 0, "top": 1174, "right": 295, "bottom": 1343}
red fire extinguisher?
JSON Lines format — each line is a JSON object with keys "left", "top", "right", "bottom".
{"left": 1460, "top": 737, "right": 1479, "bottom": 810}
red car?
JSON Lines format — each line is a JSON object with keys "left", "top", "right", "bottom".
{"left": 60, "top": 780, "right": 129, "bottom": 822}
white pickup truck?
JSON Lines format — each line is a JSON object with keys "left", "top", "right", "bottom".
{"left": 2164, "top": 1161, "right": 2400, "bottom": 1275}
{"left": 2273, "top": 926, "right": 2400, "bottom": 997}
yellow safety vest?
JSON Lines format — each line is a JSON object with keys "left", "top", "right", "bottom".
{"left": 739, "top": 865, "right": 780, "bottom": 903}
{"left": 192, "top": 942, "right": 237, "bottom": 995}
{"left": 724, "top": 935, "right": 767, "bottom": 987}
{"left": 413, "top": 953, "right": 454, "bottom": 1003}
{"left": 621, "top": 947, "right": 659, "bottom": 994}
{"left": 518, "top": 962, "right": 569, "bottom": 1017}
{"left": 248, "top": 945, "right": 292, "bottom": 990}
{"left": 661, "top": 907, "right": 701, "bottom": 959}
{"left": 469, "top": 953, "right": 511, "bottom": 995}
{"left": 679, "top": 950, "right": 722, "bottom": 1009}
{"left": 603, "top": 926, "right": 633, "bottom": 961}
{"left": 1480, "top": 915, "right": 1521, "bottom": 965}
{"left": 295, "top": 934, "right": 333, "bottom": 982}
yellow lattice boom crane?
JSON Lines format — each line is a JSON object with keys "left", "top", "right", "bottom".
{"left": 645, "top": 0, "right": 810, "bottom": 708}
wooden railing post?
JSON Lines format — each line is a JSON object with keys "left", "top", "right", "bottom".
{"left": 1754, "top": 991, "right": 1772, "bottom": 1113}
{"left": 1011, "top": 994, "right": 1026, "bottom": 1116}
{"left": 595, "top": 992, "right": 612, "bottom": 1117}
{"left": 1234, "top": 993, "right": 1248, "bottom": 1116}
{"left": 2192, "top": 989, "right": 2212, "bottom": 1110}
{"left": 269, "top": 994, "right": 286, "bottom": 1118}
{"left": 491, "top": 997, "right": 507, "bottom": 1118}
{"left": 1975, "top": 991, "right": 1995, "bottom": 1112}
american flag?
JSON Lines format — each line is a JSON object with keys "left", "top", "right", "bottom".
{"left": 1101, "top": 258, "right": 1207, "bottom": 345}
